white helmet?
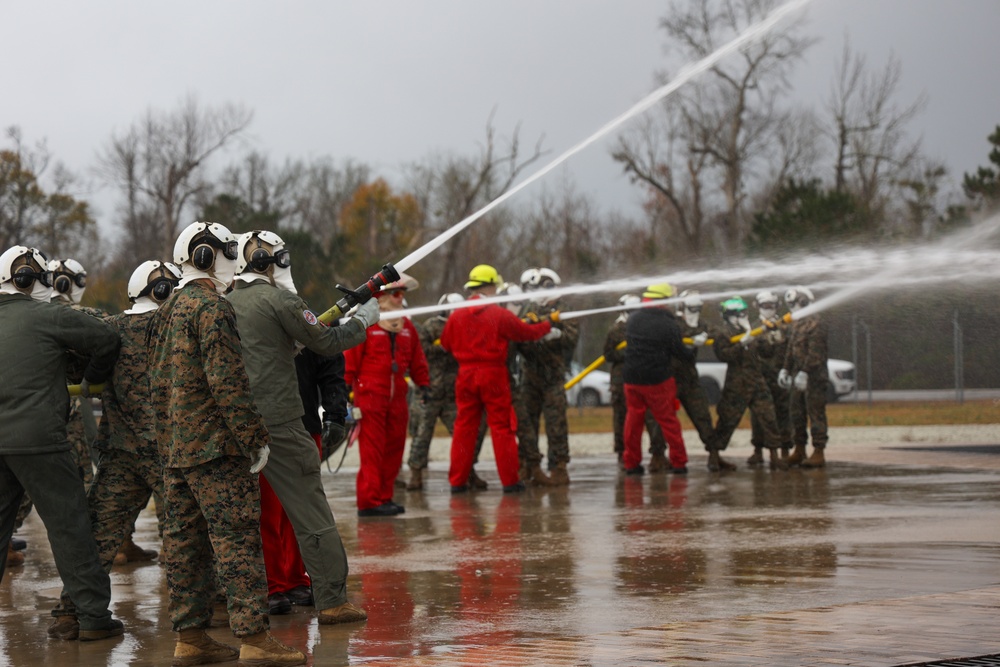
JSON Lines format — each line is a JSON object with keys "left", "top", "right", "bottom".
{"left": 50, "top": 258, "right": 87, "bottom": 304}
{"left": 754, "top": 291, "right": 779, "bottom": 308}
{"left": 126, "top": 260, "right": 181, "bottom": 313}
{"left": 784, "top": 286, "right": 814, "bottom": 312}
{"left": 437, "top": 292, "right": 463, "bottom": 317}
{"left": 0, "top": 246, "right": 52, "bottom": 296}
{"left": 497, "top": 282, "right": 524, "bottom": 315}
{"left": 616, "top": 293, "right": 640, "bottom": 323}
{"left": 235, "top": 230, "right": 289, "bottom": 275}
{"left": 678, "top": 289, "right": 703, "bottom": 328}
{"left": 523, "top": 267, "right": 560, "bottom": 290}
{"left": 174, "top": 222, "right": 238, "bottom": 295}
{"left": 173, "top": 221, "right": 238, "bottom": 270}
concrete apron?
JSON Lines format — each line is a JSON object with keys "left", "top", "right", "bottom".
{"left": 2, "top": 424, "right": 999, "bottom": 666}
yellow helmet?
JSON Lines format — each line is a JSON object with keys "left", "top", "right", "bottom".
{"left": 464, "top": 264, "right": 502, "bottom": 289}
{"left": 643, "top": 282, "right": 674, "bottom": 300}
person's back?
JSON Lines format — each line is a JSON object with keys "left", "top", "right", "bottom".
{"left": 624, "top": 307, "right": 689, "bottom": 386}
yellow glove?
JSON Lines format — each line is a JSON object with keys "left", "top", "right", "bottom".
{"left": 523, "top": 312, "right": 540, "bottom": 323}
{"left": 549, "top": 310, "right": 560, "bottom": 323}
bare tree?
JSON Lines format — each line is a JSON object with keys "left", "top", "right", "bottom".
{"left": 97, "top": 96, "right": 252, "bottom": 258}
{"left": 404, "top": 111, "right": 545, "bottom": 295}
{"left": 827, "top": 38, "right": 926, "bottom": 221}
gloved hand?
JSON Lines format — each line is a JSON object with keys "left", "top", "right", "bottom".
{"left": 419, "top": 386, "right": 431, "bottom": 405}
{"left": 763, "top": 318, "right": 779, "bottom": 330}
{"left": 777, "top": 369, "right": 792, "bottom": 389}
{"left": 794, "top": 371, "right": 808, "bottom": 391}
{"left": 78, "top": 379, "right": 91, "bottom": 398}
{"left": 523, "top": 312, "right": 540, "bottom": 323}
{"left": 692, "top": 332, "right": 709, "bottom": 347}
{"left": 549, "top": 310, "right": 561, "bottom": 323}
{"left": 353, "top": 298, "right": 381, "bottom": 329}
{"left": 321, "top": 421, "right": 346, "bottom": 457}
{"left": 250, "top": 445, "right": 270, "bottom": 474}
{"left": 740, "top": 331, "right": 755, "bottom": 347}
{"left": 541, "top": 328, "right": 563, "bottom": 341}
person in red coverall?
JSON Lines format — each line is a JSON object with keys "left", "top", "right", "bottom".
{"left": 440, "top": 264, "right": 557, "bottom": 493}
{"left": 344, "top": 273, "right": 430, "bottom": 517}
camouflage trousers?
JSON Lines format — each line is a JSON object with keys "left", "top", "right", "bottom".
{"left": 713, "top": 372, "right": 782, "bottom": 451}
{"left": 675, "top": 369, "right": 719, "bottom": 451}
{"left": 407, "top": 396, "right": 457, "bottom": 470}
{"left": 516, "top": 379, "right": 570, "bottom": 468}
{"left": 751, "top": 379, "right": 791, "bottom": 449}
{"left": 163, "top": 456, "right": 268, "bottom": 636}
{"left": 610, "top": 381, "right": 664, "bottom": 456}
{"left": 89, "top": 448, "right": 165, "bottom": 569}
{"left": 790, "top": 380, "right": 829, "bottom": 448}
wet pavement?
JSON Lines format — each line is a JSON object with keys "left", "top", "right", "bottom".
{"left": 3, "top": 433, "right": 1000, "bottom": 666}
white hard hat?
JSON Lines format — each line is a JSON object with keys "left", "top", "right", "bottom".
{"left": 127, "top": 260, "right": 181, "bottom": 303}
{"left": 0, "top": 246, "right": 50, "bottom": 289}
{"left": 754, "top": 290, "right": 779, "bottom": 308}
{"left": 783, "top": 286, "right": 814, "bottom": 309}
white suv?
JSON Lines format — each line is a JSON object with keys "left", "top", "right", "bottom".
{"left": 696, "top": 359, "right": 856, "bottom": 405}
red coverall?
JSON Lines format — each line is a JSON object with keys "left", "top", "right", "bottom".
{"left": 440, "top": 296, "right": 551, "bottom": 488}
{"left": 345, "top": 318, "right": 429, "bottom": 511}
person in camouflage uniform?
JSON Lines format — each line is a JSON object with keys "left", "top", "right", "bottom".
{"left": 748, "top": 291, "right": 792, "bottom": 466}
{"left": 604, "top": 295, "right": 665, "bottom": 468}
{"left": 515, "top": 268, "right": 578, "bottom": 486}
{"left": 48, "top": 260, "right": 180, "bottom": 640}
{"left": 711, "top": 296, "right": 788, "bottom": 471}
{"left": 672, "top": 290, "right": 736, "bottom": 472}
{"left": 148, "top": 222, "right": 305, "bottom": 666}
{"left": 779, "top": 286, "right": 830, "bottom": 468}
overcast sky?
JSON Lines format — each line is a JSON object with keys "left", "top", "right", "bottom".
{"left": 5, "top": 0, "right": 998, "bottom": 235}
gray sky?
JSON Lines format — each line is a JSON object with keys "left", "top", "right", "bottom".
{"left": 5, "top": 0, "right": 999, "bottom": 233}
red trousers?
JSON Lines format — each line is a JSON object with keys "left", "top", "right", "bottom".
{"left": 259, "top": 434, "right": 319, "bottom": 596}
{"left": 624, "top": 378, "right": 687, "bottom": 470}
{"left": 356, "top": 395, "right": 409, "bottom": 510}
{"left": 450, "top": 365, "right": 520, "bottom": 487}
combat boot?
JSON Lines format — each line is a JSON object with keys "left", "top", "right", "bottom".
{"left": 548, "top": 462, "right": 570, "bottom": 486}
{"left": 786, "top": 444, "right": 807, "bottom": 466}
{"left": 527, "top": 464, "right": 555, "bottom": 487}
{"left": 406, "top": 467, "right": 424, "bottom": 491}
{"left": 172, "top": 628, "right": 238, "bottom": 666}
{"left": 47, "top": 615, "right": 79, "bottom": 640}
{"left": 648, "top": 452, "right": 669, "bottom": 473}
{"left": 802, "top": 447, "right": 826, "bottom": 468}
{"left": 768, "top": 448, "right": 789, "bottom": 470}
{"left": 317, "top": 601, "right": 367, "bottom": 625}
{"left": 708, "top": 450, "right": 737, "bottom": 472}
{"left": 119, "top": 536, "right": 158, "bottom": 562}
{"left": 239, "top": 631, "right": 306, "bottom": 665}
{"left": 746, "top": 447, "right": 764, "bottom": 467}
{"left": 6, "top": 541, "right": 24, "bottom": 567}
{"left": 468, "top": 468, "right": 489, "bottom": 490}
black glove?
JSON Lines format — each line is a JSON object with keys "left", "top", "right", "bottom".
{"left": 419, "top": 386, "right": 431, "bottom": 405}
{"left": 321, "top": 420, "right": 347, "bottom": 461}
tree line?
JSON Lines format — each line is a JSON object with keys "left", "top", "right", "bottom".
{"left": 2, "top": 0, "right": 998, "bottom": 388}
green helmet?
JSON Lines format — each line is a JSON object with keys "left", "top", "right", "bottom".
{"left": 720, "top": 296, "right": 748, "bottom": 317}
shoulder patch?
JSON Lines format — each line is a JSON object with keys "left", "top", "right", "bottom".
{"left": 303, "top": 310, "right": 318, "bottom": 325}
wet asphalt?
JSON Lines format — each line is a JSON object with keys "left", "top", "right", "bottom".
{"left": 2, "top": 439, "right": 1000, "bottom": 666}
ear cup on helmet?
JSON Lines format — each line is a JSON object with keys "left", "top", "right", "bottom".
{"left": 12, "top": 266, "right": 35, "bottom": 290}
{"left": 151, "top": 278, "right": 173, "bottom": 302}
{"left": 54, "top": 274, "right": 73, "bottom": 294}
{"left": 250, "top": 248, "right": 271, "bottom": 272}
{"left": 192, "top": 244, "right": 216, "bottom": 271}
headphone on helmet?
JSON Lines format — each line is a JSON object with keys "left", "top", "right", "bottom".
{"left": 248, "top": 236, "right": 291, "bottom": 273}
{"left": 191, "top": 233, "right": 238, "bottom": 271}
{"left": 139, "top": 269, "right": 178, "bottom": 303}
{"left": 11, "top": 251, "right": 52, "bottom": 291}
{"left": 53, "top": 267, "right": 86, "bottom": 294}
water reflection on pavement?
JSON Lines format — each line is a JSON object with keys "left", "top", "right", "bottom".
{"left": 2, "top": 454, "right": 1000, "bottom": 666}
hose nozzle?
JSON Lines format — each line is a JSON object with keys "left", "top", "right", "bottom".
{"left": 318, "top": 263, "right": 401, "bottom": 324}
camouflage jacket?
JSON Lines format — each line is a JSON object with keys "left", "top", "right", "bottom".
{"left": 673, "top": 316, "right": 708, "bottom": 383}
{"left": 148, "top": 281, "right": 269, "bottom": 468}
{"left": 418, "top": 315, "right": 458, "bottom": 400}
{"left": 517, "top": 301, "right": 580, "bottom": 387}
{"left": 713, "top": 320, "right": 766, "bottom": 384}
{"left": 754, "top": 319, "right": 789, "bottom": 375}
{"left": 783, "top": 314, "right": 829, "bottom": 377}
{"left": 94, "top": 311, "right": 158, "bottom": 456}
